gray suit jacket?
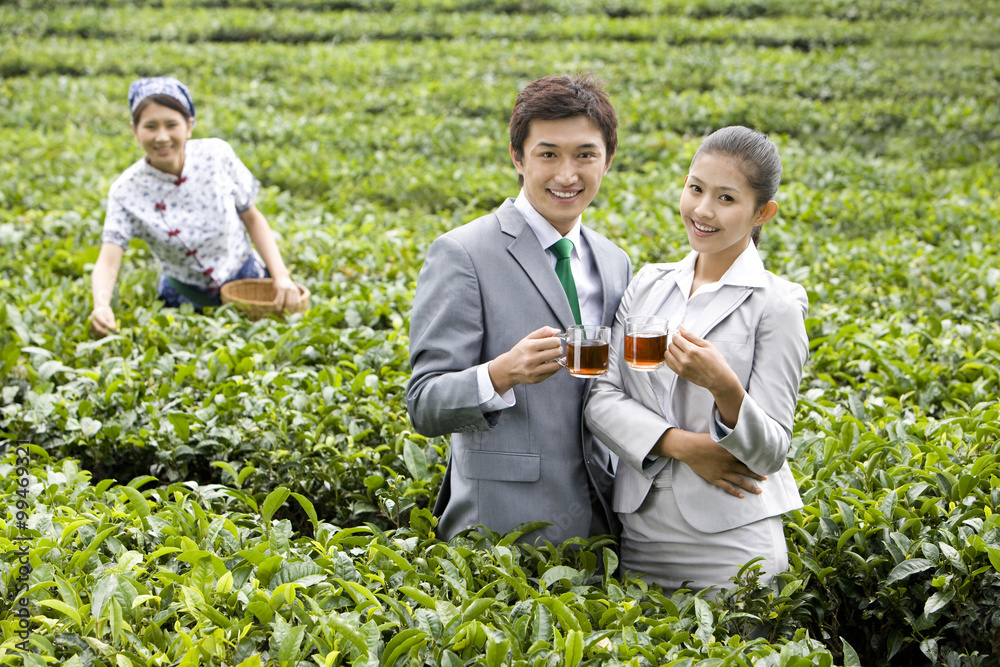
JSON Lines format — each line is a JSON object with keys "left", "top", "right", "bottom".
{"left": 406, "top": 199, "right": 632, "bottom": 544}
{"left": 585, "top": 253, "right": 808, "bottom": 533}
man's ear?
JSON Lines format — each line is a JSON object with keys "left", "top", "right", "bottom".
{"left": 509, "top": 143, "right": 524, "bottom": 174}
{"left": 603, "top": 149, "right": 616, "bottom": 175}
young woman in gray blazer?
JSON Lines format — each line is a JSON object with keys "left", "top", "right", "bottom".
{"left": 585, "top": 126, "right": 809, "bottom": 597}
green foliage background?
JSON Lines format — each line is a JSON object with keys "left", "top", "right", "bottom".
{"left": 2, "top": 0, "right": 1000, "bottom": 665}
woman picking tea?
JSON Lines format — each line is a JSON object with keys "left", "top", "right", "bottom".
{"left": 89, "top": 76, "right": 300, "bottom": 336}
{"left": 585, "top": 126, "right": 809, "bottom": 597}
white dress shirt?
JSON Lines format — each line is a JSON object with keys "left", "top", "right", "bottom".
{"left": 476, "top": 191, "right": 604, "bottom": 411}
{"left": 513, "top": 191, "right": 603, "bottom": 327}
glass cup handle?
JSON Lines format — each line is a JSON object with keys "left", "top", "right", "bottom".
{"left": 666, "top": 326, "right": 679, "bottom": 349}
{"left": 553, "top": 332, "right": 568, "bottom": 368}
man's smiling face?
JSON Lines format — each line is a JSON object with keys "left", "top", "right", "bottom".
{"left": 511, "top": 115, "right": 613, "bottom": 235}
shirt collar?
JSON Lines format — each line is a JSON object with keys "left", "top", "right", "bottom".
{"left": 717, "top": 242, "right": 766, "bottom": 287}
{"left": 139, "top": 143, "right": 191, "bottom": 183}
{"left": 514, "top": 190, "right": 583, "bottom": 253}
{"left": 675, "top": 251, "right": 699, "bottom": 277}
{"left": 676, "top": 242, "right": 767, "bottom": 295}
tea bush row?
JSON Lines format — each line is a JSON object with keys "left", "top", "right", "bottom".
{"left": 10, "top": 0, "right": 1000, "bottom": 21}
{"left": 1, "top": 451, "right": 840, "bottom": 666}
{"left": 5, "top": 5, "right": 1000, "bottom": 51}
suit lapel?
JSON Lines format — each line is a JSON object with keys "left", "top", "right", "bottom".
{"left": 686, "top": 285, "right": 753, "bottom": 339}
{"left": 628, "top": 267, "right": 680, "bottom": 411}
{"left": 651, "top": 284, "right": 754, "bottom": 416}
{"left": 635, "top": 268, "right": 680, "bottom": 317}
{"left": 581, "top": 226, "right": 615, "bottom": 325}
{"left": 630, "top": 266, "right": 754, "bottom": 420}
{"left": 685, "top": 244, "right": 764, "bottom": 339}
{"left": 497, "top": 201, "right": 577, "bottom": 330}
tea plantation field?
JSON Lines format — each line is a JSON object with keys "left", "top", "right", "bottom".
{"left": 2, "top": 0, "right": 1000, "bottom": 665}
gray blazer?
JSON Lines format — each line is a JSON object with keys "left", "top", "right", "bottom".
{"left": 406, "top": 199, "right": 632, "bottom": 544}
{"left": 585, "top": 254, "right": 808, "bottom": 533}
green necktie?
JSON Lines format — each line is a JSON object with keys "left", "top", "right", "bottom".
{"left": 550, "top": 238, "right": 581, "bottom": 325}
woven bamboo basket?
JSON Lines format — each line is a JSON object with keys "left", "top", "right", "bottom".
{"left": 220, "top": 278, "right": 310, "bottom": 321}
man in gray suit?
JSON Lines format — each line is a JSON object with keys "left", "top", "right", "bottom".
{"left": 406, "top": 75, "right": 632, "bottom": 545}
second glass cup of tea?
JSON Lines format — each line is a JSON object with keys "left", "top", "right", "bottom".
{"left": 557, "top": 325, "right": 610, "bottom": 378}
{"left": 624, "top": 315, "right": 669, "bottom": 371}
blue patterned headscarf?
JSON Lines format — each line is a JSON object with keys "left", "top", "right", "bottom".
{"left": 127, "top": 77, "right": 196, "bottom": 125}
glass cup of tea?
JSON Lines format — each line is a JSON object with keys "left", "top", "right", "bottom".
{"left": 624, "top": 315, "right": 669, "bottom": 371}
{"left": 556, "top": 325, "right": 610, "bottom": 378}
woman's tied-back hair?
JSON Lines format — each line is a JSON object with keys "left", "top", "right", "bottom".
{"left": 509, "top": 74, "right": 618, "bottom": 187}
{"left": 692, "top": 125, "right": 782, "bottom": 245}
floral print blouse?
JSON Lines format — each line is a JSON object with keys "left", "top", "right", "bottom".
{"left": 102, "top": 138, "right": 262, "bottom": 288}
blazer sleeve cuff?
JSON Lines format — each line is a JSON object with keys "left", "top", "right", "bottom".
{"left": 710, "top": 407, "right": 733, "bottom": 441}
{"left": 585, "top": 401, "right": 673, "bottom": 474}
{"left": 641, "top": 454, "right": 670, "bottom": 479}
{"left": 407, "top": 367, "right": 499, "bottom": 436}
{"left": 715, "top": 394, "right": 790, "bottom": 475}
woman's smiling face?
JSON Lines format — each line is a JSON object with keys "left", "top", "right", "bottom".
{"left": 132, "top": 101, "right": 193, "bottom": 176}
{"left": 679, "top": 152, "right": 773, "bottom": 268}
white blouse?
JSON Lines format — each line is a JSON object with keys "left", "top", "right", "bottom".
{"left": 102, "top": 138, "right": 261, "bottom": 287}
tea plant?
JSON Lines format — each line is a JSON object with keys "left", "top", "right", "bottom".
{"left": 1, "top": 450, "right": 838, "bottom": 665}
